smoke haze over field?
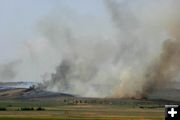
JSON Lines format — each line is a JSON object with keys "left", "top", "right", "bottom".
{"left": 104, "top": 0, "right": 180, "bottom": 98}
{"left": 1, "top": 0, "right": 180, "bottom": 98}
{"left": 38, "top": 0, "right": 180, "bottom": 98}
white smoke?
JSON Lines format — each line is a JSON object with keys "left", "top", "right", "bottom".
{"left": 18, "top": 0, "right": 180, "bottom": 98}
{"left": 0, "top": 60, "right": 22, "bottom": 81}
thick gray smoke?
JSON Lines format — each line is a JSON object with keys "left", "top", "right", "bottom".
{"left": 39, "top": 0, "right": 180, "bottom": 98}
{"left": 0, "top": 60, "right": 21, "bottom": 81}
{"left": 105, "top": 0, "right": 180, "bottom": 98}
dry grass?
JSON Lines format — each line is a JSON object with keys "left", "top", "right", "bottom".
{"left": 0, "top": 104, "right": 164, "bottom": 120}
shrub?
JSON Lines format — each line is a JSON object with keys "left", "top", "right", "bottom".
{"left": 8, "top": 105, "right": 12, "bottom": 107}
{"left": 36, "top": 107, "right": 45, "bottom": 111}
{"left": 21, "top": 107, "right": 34, "bottom": 111}
{"left": 0, "top": 107, "right": 6, "bottom": 111}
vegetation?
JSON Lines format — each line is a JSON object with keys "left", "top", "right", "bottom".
{"left": 0, "top": 107, "right": 6, "bottom": 111}
{"left": 20, "top": 107, "right": 34, "bottom": 111}
{"left": 36, "top": 107, "right": 45, "bottom": 111}
{"left": 0, "top": 99, "right": 165, "bottom": 120}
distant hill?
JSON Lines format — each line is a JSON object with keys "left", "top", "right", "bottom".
{"left": 0, "top": 81, "right": 180, "bottom": 102}
{"left": 0, "top": 81, "right": 38, "bottom": 88}
{"left": 0, "top": 87, "right": 74, "bottom": 100}
{"left": 149, "top": 88, "right": 180, "bottom": 102}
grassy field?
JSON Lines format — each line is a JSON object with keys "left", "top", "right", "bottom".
{"left": 0, "top": 100, "right": 164, "bottom": 120}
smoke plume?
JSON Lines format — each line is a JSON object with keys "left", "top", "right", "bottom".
{"left": 0, "top": 60, "right": 21, "bottom": 81}
{"left": 105, "top": 0, "right": 180, "bottom": 98}
{"left": 39, "top": 0, "right": 180, "bottom": 98}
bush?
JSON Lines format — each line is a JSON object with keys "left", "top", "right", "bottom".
{"left": 0, "top": 107, "right": 6, "bottom": 111}
{"left": 8, "top": 105, "right": 12, "bottom": 107}
{"left": 139, "top": 106, "right": 144, "bottom": 109}
{"left": 84, "top": 100, "right": 87, "bottom": 103}
{"left": 36, "top": 107, "right": 45, "bottom": 111}
{"left": 21, "top": 107, "right": 34, "bottom": 111}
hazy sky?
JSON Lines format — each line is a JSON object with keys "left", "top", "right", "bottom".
{"left": 0, "top": 0, "right": 109, "bottom": 82}
{"left": 0, "top": 0, "right": 105, "bottom": 62}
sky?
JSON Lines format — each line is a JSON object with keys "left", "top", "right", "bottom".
{"left": 0, "top": 0, "right": 109, "bottom": 82}
{"left": 0, "top": 0, "right": 105, "bottom": 62}
{"left": 0, "top": 0, "right": 53, "bottom": 62}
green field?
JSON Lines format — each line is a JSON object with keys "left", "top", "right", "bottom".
{"left": 0, "top": 100, "right": 164, "bottom": 120}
